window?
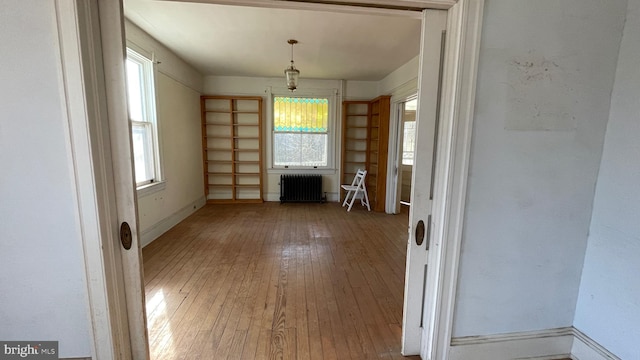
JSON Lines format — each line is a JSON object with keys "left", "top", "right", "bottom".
{"left": 402, "top": 121, "right": 416, "bottom": 165}
{"left": 125, "top": 48, "right": 161, "bottom": 187}
{"left": 273, "top": 96, "right": 329, "bottom": 168}
{"left": 402, "top": 99, "right": 417, "bottom": 166}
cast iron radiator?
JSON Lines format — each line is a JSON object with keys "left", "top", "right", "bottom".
{"left": 279, "top": 174, "right": 325, "bottom": 203}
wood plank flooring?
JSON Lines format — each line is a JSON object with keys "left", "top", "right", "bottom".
{"left": 142, "top": 202, "right": 418, "bottom": 360}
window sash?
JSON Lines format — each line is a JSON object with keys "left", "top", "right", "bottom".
{"left": 126, "top": 48, "right": 160, "bottom": 186}
{"left": 273, "top": 133, "right": 328, "bottom": 167}
{"left": 272, "top": 96, "right": 330, "bottom": 168}
{"left": 131, "top": 121, "right": 156, "bottom": 185}
{"left": 402, "top": 120, "right": 416, "bottom": 166}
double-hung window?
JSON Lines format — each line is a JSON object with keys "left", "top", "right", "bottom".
{"left": 273, "top": 96, "right": 329, "bottom": 168}
{"left": 125, "top": 48, "right": 161, "bottom": 187}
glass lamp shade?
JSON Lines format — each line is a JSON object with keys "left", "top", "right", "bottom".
{"left": 285, "top": 64, "right": 300, "bottom": 92}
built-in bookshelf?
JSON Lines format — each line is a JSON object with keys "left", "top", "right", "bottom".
{"left": 201, "top": 95, "right": 263, "bottom": 203}
{"left": 341, "top": 95, "right": 390, "bottom": 211}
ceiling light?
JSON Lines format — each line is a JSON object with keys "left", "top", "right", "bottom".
{"left": 284, "top": 39, "right": 300, "bottom": 92}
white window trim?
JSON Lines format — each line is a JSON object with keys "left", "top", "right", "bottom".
{"left": 266, "top": 86, "right": 338, "bottom": 174}
{"left": 126, "top": 47, "right": 164, "bottom": 190}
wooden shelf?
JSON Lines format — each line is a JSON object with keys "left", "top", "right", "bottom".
{"left": 202, "top": 95, "right": 263, "bottom": 203}
{"left": 341, "top": 96, "right": 390, "bottom": 211}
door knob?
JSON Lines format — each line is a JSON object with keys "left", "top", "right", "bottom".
{"left": 120, "top": 222, "right": 132, "bottom": 250}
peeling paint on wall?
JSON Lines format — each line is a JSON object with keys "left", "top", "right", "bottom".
{"left": 505, "top": 50, "right": 579, "bottom": 131}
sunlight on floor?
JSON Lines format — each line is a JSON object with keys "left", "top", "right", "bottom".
{"left": 146, "top": 289, "right": 175, "bottom": 358}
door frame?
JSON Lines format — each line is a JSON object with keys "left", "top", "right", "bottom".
{"left": 66, "top": 0, "right": 484, "bottom": 359}
{"left": 386, "top": 94, "right": 418, "bottom": 215}
{"left": 56, "top": 0, "right": 149, "bottom": 358}
{"left": 423, "top": 1, "right": 484, "bottom": 358}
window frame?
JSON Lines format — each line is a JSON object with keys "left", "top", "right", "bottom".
{"left": 266, "top": 88, "right": 337, "bottom": 173}
{"left": 125, "top": 47, "right": 163, "bottom": 189}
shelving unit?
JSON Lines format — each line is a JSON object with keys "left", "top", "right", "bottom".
{"left": 341, "top": 96, "right": 390, "bottom": 212}
{"left": 368, "top": 95, "right": 390, "bottom": 212}
{"left": 201, "top": 95, "right": 263, "bottom": 203}
{"left": 341, "top": 101, "right": 370, "bottom": 191}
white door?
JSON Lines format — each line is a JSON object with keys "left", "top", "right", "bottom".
{"left": 401, "top": 9, "right": 447, "bottom": 357}
{"left": 59, "top": 0, "right": 149, "bottom": 358}
{"left": 95, "top": 1, "right": 150, "bottom": 358}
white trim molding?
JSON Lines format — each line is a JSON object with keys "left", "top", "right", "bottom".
{"left": 424, "top": 0, "right": 485, "bottom": 358}
{"left": 449, "top": 328, "right": 574, "bottom": 360}
{"left": 571, "top": 328, "right": 621, "bottom": 360}
{"left": 54, "top": 1, "right": 125, "bottom": 358}
{"left": 448, "top": 327, "right": 621, "bottom": 360}
{"left": 157, "top": 0, "right": 458, "bottom": 17}
{"left": 140, "top": 196, "right": 206, "bottom": 247}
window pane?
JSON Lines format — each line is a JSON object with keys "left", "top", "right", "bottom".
{"left": 402, "top": 120, "right": 416, "bottom": 165}
{"left": 126, "top": 58, "right": 144, "bottom": 122}
{"left": 273, "top": 96, "right": 330, "bottom": 167}
{"left": 273, "top": 97, "right": 328, "bottom": 132}
{"left": 132, "top": 123, "right": 155, "bottom": 183}
{"left": 274, "top": 133, "right": 327, "bottom": 167}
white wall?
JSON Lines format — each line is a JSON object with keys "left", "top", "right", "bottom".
{"left": 574, "top": 0, "right": 640, "bottom": 358}
{"left": 203, "top": 76, "right": 378, "bottom": 201}
{"left": 125, "top": 20, "right": 203, "bottom": 93}
{"left": 379, "top": 55, "right": 419, "bottom": 98}
{"left": 0, "top": 1, "right": 92, "bottom": 357}
{"left": 126, "top": 21, "right": 206, "bottom": 247}
{"left": 453, "top": 0, "right": 628, "bottom": 337}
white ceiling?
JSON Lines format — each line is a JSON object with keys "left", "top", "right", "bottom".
{"left": 124, "top": 0, "right": 422, "bottom": 81}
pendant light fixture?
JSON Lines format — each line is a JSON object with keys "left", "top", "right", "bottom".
{"left": 284, "top": 39, "right": 300, "bottom": 92}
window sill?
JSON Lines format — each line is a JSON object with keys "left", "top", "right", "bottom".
{"left": 136, "top": 181, "right": 166, "bottom": 198}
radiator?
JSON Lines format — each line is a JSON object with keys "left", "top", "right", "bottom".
{"left": 280, "top": 174, "right": 325, "bottom": 203}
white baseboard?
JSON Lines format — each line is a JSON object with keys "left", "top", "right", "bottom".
{"left": 265, "top": 192, "right": 339, "bottom": 202}
{"left": 449, "top": 327, "right": 574, "bottom": 360}
{"left": 140, "top": 196, "right": 206, "bottom": 247}
{"left": 449, "top": 327, "right": 620, "bottom": 360}
{"left": 571, "top": 328, "right": 620, "bottom": 360}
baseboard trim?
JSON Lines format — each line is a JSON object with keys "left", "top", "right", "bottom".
{"left": 570, "top": 328, "right": 620, "bottom": 360}
{"left": 449, "top": 327, "right": 574, "bottom": 360}
{"left": 449, "top": 327, "right": 621, "bottom": 360}
{"left": 140, "top": 196, "right": 206, "bottom": 247}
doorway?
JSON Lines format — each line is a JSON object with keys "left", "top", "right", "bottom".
{"left": 82, "top": 1, "right": 484, "bottom": 359}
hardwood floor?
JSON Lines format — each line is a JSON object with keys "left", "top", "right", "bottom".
{"left": 142, "top": 202, "right": 419, "bottom": 360}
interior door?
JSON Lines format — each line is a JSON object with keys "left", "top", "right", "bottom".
{"left": 401, "top": 9, "right": 447, "bottom": 357}
{"left": 96, "top": 1, "right": 150, "bottom": 358}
